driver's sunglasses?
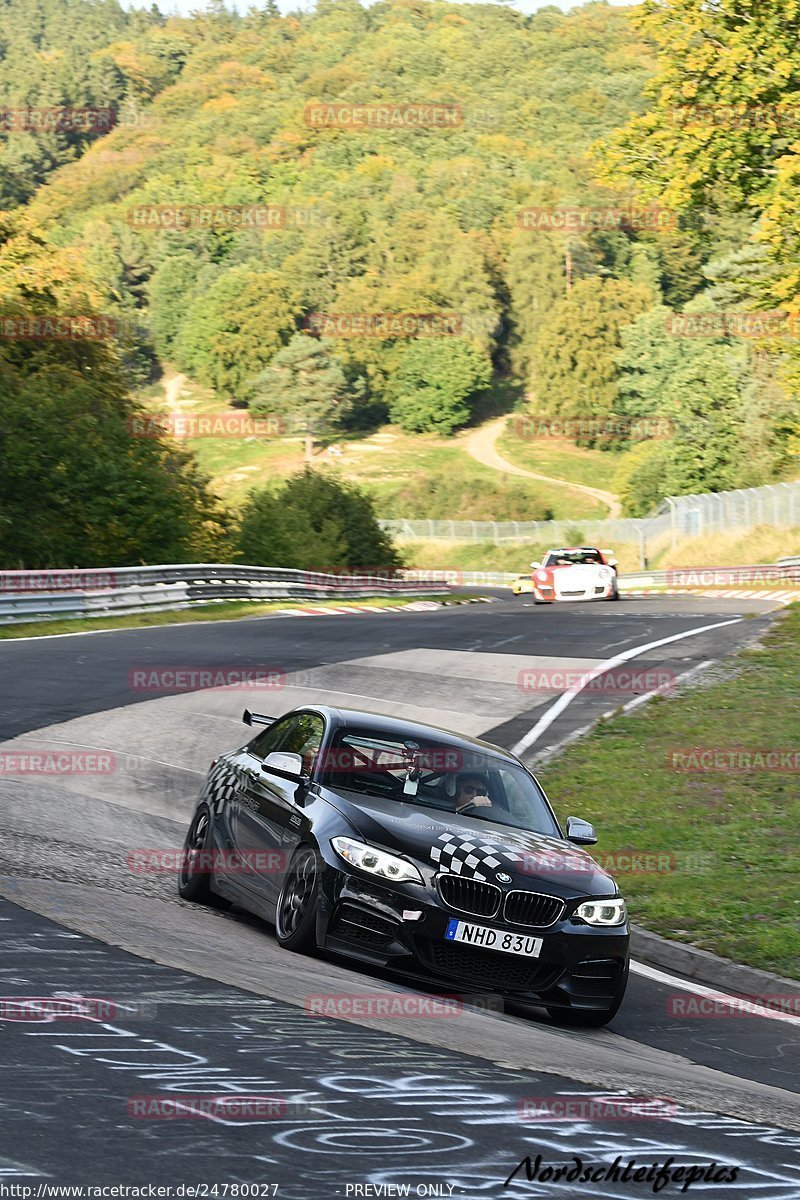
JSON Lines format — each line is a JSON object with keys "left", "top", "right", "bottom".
{"left": 462, "top": 784, "right": 487, "bottom": 796}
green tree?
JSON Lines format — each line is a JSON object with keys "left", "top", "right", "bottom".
{"left": 0, "top": 333, "right": 227, "bottom": 568}
{"left": 175, "top": 267, "right": 300, "bottom": 402}
{"left": 236, "top": 469, "right": 401, "bottom": 572}
{"left": 250, "top": 334, "right": 354, "bottom": 462}
{"left": 148, "top": 251, "right": 210, "bottom": 358}
{"left": 533, "top": 278, "right": 652, "bottom": 442}
{"left": 613, "top": 304, "right": 775, "bottom": 508}
{"left": 386, "top": 340, "right": 492, "bottom": 435}
{"left": 613, "top": 441, "right": 672, "bottom": 517}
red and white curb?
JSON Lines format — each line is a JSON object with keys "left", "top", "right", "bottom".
{"left": 273, "top": 598, "right": 498, "bottom": 617}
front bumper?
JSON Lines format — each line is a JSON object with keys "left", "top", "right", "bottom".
{"left": 534, "top": 582, "right": 614, "bottom": 603}
{"left": 318, "top": 867, "right": 629, "bottom": 1013}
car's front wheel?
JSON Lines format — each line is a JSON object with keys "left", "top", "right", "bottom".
{"left": 275, "top": 845, "right": 320, "bottom": 953}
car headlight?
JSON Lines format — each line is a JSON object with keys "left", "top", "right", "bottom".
{"left": 332, "top": 836, "right": 423, "bottom": 885}
{"left": 536, "top": 570, "right": 549, "bottom": 581}
{"left": 576, "top": 898, "right": 627, "bottom": 926}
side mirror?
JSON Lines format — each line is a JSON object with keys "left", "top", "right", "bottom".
{"left": 607, "top": 558, "right": 618, "bottom": 569}
{"left": 565, "top": 816, "right": 597, "bottom": 845}
{"left": 530, "top": 561, "right": 541, "bottom": 570}
{"left": 263, "top": 751, "right": 305, "bottom": 781}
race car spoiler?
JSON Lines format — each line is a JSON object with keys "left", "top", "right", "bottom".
{"left": 242, "top": 708, "right": 276, "bottom": 727}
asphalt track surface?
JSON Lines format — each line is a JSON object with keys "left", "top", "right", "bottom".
{"left": 1, "top": 592, "right": 799, "bottom": 1196}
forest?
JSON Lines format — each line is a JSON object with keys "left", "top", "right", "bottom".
{"left": 1, "top": 0, "right": 799, "bottom": 567}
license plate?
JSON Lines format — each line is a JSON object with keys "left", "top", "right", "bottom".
{"left": 444, "top": 918, "right": 542, "bottom": 958}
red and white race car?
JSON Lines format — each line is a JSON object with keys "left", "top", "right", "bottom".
{"left": 530, "top": 547, "right": 619, "bottom": 603}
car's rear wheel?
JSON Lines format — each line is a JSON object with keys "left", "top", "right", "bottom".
{"left": 546, "top": 962, "right": 628, "bottom": 1028}
{"left": 178, "top": 804, "right": 228, "bottom": 908}
{"left": 275, "top": 845, "right": 319, "bottom": 953}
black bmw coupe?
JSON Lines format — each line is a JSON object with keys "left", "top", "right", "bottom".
{"left": 178, "top": 705, "right": 630, "bottom": 1026}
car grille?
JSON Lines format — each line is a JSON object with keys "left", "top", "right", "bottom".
{"left": 560, "top": 589, "right": 586, "bottom": 597}
{"left": 594, "top": 585, "right": 605, "bottom": 594}
{"left": 503, "top": 890, "right": 565, "bottom": 928}
{"left": 329, "top": 902, "right": 399, "bottom": 949}
{"left": 436, "top": 874, "right": 501, "bottom": 918}
{"left": 418, "top": 938, "right": 563, "bottom": 992}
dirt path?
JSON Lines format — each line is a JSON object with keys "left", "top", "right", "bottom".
{"left": 464, "top": 417, "right": 621, "bottom": 518}
{"left": 163, "top": 371, "right": 189, "bottom": 411}
{"left": 159, "top": 371, "right": 191, "bottom": 439}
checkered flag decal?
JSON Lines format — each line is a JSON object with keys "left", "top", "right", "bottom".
{"left": 203, "top": 759, "right": 241, "bottom": 816}
{"left": 430, "top": 832, "right": 526, "bottom": 882}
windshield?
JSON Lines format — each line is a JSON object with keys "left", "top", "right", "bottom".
{"left": 319, "top": 727, "right": 561, "bottom": 837}
{"left": 544, "top": 548, "right": 603, "bottom": 567}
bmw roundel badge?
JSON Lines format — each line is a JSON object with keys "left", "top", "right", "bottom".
{"left": 496, "top": 871, "right": 512, "bottom": 883}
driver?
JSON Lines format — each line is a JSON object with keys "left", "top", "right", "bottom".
{"left": 454, "top": 771, "right": 492, "bottom": 814}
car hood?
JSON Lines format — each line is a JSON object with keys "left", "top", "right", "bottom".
{"left": 548, "top": 563, "right": 608, "bottom": 584}
{"left": 320, "top": 789, "right": 616, "bottom": 898}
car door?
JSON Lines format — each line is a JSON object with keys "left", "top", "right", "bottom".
{"left": 226, "top": 715, "right": 294, "bottom": 899}
{"left": 236, "top": 711, "right": 325, "bottom": 906}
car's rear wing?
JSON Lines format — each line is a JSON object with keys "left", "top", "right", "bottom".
{"left": 242, "top": 708, "right": 276, "bottom": 727}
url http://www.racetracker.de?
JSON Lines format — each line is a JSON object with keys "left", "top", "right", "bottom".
{"left": 0, "top": 1188, "right": 281, "bottom": 1198}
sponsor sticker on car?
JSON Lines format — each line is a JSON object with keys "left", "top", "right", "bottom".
{"left": 445, "top": 918, "right": 543, "bottom": 958}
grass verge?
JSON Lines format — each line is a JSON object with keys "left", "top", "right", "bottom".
{"left": 538, "top": 605, "right": 800, "bottom": 978}
{"left": 0, "top": 595, "right": 458, "bottom": 640}
{"left": 138, "top": 373, "right": 605, "bottom": 519}
{"left": 496, "top": 427, "right": 621, "bottom": 491}
{"left": 652, "top": 525, "right": 800, "bottom": 571}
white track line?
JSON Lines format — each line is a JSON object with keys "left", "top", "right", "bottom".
{"left": 511, "top": 618, "right": 744, "bottom": 757}
{"left": 631, "top": 961, "right": 800, "bottom": 1027}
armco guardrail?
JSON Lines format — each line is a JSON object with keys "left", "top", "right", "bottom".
{"left": 619, "top": 562, "right": 800, "bottom": 590}
{"left": 0, "top": 564, "right": 449, "bottom": 625}
{"left": 2, "top": 561, "right": 797, "bottom": 626}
